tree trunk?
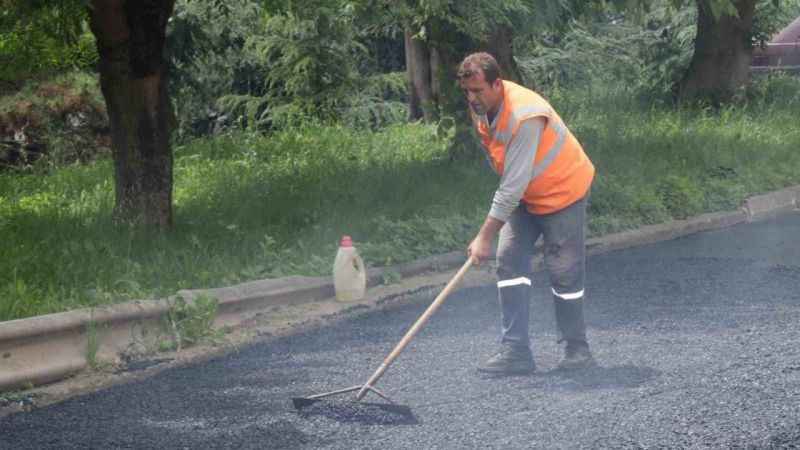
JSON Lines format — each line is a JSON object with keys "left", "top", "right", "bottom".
{"left": 429, "top": 46, "right": 441, "bottom": 105}
{"left": 88, "top": 0, "right": 176, "bottom": 228}
{"left": 404, "top": 30, "right": 435, "bottom": 122}
{"left": 481, "top": 25, "right": 523, "bottom": 84}
{"left": 678, "top": 0, "right": 756, "bottom": 104}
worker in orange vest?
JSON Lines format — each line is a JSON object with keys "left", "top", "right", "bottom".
{"left": 458, "top": 52, "right": 596, "bottom": 375}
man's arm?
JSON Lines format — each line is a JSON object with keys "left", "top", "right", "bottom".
{"left": 469, "top": 117, "right": 545, "bottom": 263}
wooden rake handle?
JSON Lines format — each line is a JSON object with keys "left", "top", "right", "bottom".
{"left": 356, "top": 256, "right": 476, "bottom": 401}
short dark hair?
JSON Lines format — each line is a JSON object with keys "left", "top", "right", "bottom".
{"left": 457, "top": 52, "right": 501, "bottom": 84}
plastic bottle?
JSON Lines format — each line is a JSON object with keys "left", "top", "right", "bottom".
{"left": 333, "top": 235, "right": 366, "bottom": 302}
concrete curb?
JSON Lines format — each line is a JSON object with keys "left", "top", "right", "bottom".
{"left": 1, "top": 186, "right": 798, "bottom": 392}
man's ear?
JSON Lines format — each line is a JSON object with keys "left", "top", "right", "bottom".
{"left": 492, "top": 78, "right": 503, "bottom": 91}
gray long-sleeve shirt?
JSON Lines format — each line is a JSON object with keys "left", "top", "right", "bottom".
{"left": 477, "top": 110, "right": 545, "bottom": 222}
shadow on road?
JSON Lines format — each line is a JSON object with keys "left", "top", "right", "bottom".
{"left": 530, "top": 364, "right": 660, "bottom": 391}
{"left": 293, "top": 398, "right": 419, "bottom": 426}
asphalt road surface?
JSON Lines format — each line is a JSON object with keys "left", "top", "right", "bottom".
{"left": 2, "top": 212, "right": 800, "bottom": 449}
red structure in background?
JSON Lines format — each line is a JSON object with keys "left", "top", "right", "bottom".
{"left": 752, "top": 15, "right": 800, "bottom": 72}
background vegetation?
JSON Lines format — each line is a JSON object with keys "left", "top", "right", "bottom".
{"left": 2, "top": 0, "right": 800, "bottom": 321}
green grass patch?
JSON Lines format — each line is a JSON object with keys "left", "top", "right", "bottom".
{"left": 1, "top": 122, "right": 493, "bottom": 321}
{"left": 2, "top": 77, "right": 800, "bottom": 321}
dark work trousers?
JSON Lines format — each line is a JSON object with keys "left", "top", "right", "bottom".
{"left": 495, "top": 195, "right": 589, "bottom": 349}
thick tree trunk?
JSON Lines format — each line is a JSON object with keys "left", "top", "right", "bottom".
{"left": 89, "top": 0, "right": 176, "bottom": 227}
{"left": 678, "top": 0, "right": 756, "bottom": 103}
{"left": 425, "top": 20, "right": 481, "bottom": 160}
{"left": 404, "top": 30, "right": 435, "bottom": 122}
{"left": 481, "top": 26, "right": 522, "bottom": 84}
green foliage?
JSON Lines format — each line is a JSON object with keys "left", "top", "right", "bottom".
{"left": 0, "top": 121, "right": 468, "bottom": 321}
{"left": 0, "top": 390, "right": 37, "bottom": 408}
{"left": 746, "top": 72, "right": 800, "bottom": 108}
{"left": 86, "top": 316, "right": 99, "bottom": 368}
{"left": 164, "top": 294, "right": 219, "bottom": 351}
{"left": 3, "top": 0, "right": 800, "bottom": 322}
{"left": 4, "top": 82, "right": 800, "bottom": 321}
{"left": 243, "top": 1, "right": 409, "bottom": 129}
{"left": 358, "top": 213, "right": 477, "bottom": 266}
{"left": 338, "top": 72, "right": 408, "bottom": 129}
{"left": 518, "top": 21, "right": 646, "bottom": 89}
{"left": 526, "top": 0, "right": 797, "bottom": 100}
{"left": 167, "top": 0, "right": 267, "bottom": 137}
{"left": 381, "top": 0, "right": 576, "bottom": 41}
{"left": 656, "top": 174, "right": 705, "bottom": 219}
{"left": 251, "top": 3, "right": 364, "bottom": 112}
{"left": 168, "top": 0, "right": 410, "bottom": 135}
{"left": 381, "top": 269, "right": 402, "bottom": 285}
{"left": 603, "top": 0, "right": 738, "bottom": 20}
{"left": 518, "top": 1, "right": 697, "bottom": 100}
{"left": 214, "top": 94, "right": 271, "bottom": 130}
{"left": 753, "top": 0, "right": 800, "bottom": 46}
{"left": 589, "top": 175, "right": 671, "bottom": 227}
{"left": 0, "top": 1, "right": 96, "bottom": 85}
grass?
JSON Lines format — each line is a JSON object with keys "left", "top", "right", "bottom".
{"left": 2, "top": 75, "right": 800, "bottom": 322}
{"left": 0, "top": 122, "right": 493, "bottom": 321}
{"left": 550, "top": 77, "right": 800, "bottom": 232}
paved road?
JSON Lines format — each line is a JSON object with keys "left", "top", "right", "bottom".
{"left": 2, "top": 213, "right": 800, "bottom": 449}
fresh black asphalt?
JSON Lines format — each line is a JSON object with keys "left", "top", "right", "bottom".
{"left": 2, "top": 212, "right": 800, "bottom": 449}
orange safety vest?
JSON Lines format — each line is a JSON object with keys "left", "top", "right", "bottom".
{"left": 473, "top": 80, "right": 595, "bottom": 215}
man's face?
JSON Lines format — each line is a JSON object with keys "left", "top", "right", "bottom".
{"left": 459, "top": 68, "right": 503, "bottom": 117}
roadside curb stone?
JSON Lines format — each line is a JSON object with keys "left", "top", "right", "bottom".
{"left": 1, "top": 185, "right": 798, "bottom": 392}
{"left": 741, "top": 186, "right": 799, "bottom": 221}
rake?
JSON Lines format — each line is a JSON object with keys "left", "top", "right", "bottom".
{"left": 292, "top": 257, "right": 475, "bottom": 420}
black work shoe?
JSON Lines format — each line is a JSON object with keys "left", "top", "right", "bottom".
{"left": 478, "top": 344, "right": 535, "bottom": 375}
{"left": 557, "top": 341, "right": 597, "bottom": 370}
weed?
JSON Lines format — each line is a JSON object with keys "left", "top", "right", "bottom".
{"left": 86, "top": 314, "right": 99, "bottom": 369}
{"left": 381, "top": 270, "right": 402, "bottom": 285}
{"left": 163, "top": 294, "right": 220, "bottom": 352}
{"left": 657, "top": 174, "right": 705, "bottom": 219}
{"left": 0, "top": 391, "right": 37, "bottom": 408}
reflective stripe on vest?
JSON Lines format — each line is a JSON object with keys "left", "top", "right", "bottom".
{"left": 493, "top": 105, "right": 549, "bottom": 145}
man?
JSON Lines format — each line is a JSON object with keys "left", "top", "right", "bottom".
{"left": 458, "top": 52, "right": 596, "bottom": 375}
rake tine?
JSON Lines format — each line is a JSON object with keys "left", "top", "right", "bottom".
{"left": 305, "top": 385, "right": 362, "bottom": 400}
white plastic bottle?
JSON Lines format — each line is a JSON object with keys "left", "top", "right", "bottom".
{"left": 333, "top": 235, "right": 366, "bottom": 302}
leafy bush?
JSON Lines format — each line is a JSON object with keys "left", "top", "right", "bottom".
{"left": 167, "top": 0, "right": 268, "bottom": 138}
{"left": 517, "top": 3, "right": 696, "bottom": 101}
{"left": 243, "top": 2, "right": 410, "bottom": 130}
{"left": 248, "top": 4, "right": 364, "bottom": 120}
{"left": 518, "top": 0, "right": 800, "bottom": 102}
{"left": 518, "top": 21, "right": 644, "bottom": 89}
{"left": 168, "top": 0, "right": 410, "bottom": 136}
{"left": 338, "top": 72, "right": 408, "bottom": 130}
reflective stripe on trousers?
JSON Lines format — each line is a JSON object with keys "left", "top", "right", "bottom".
{"left": 496, "top": 195, "right": 588, "bottom": 294}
